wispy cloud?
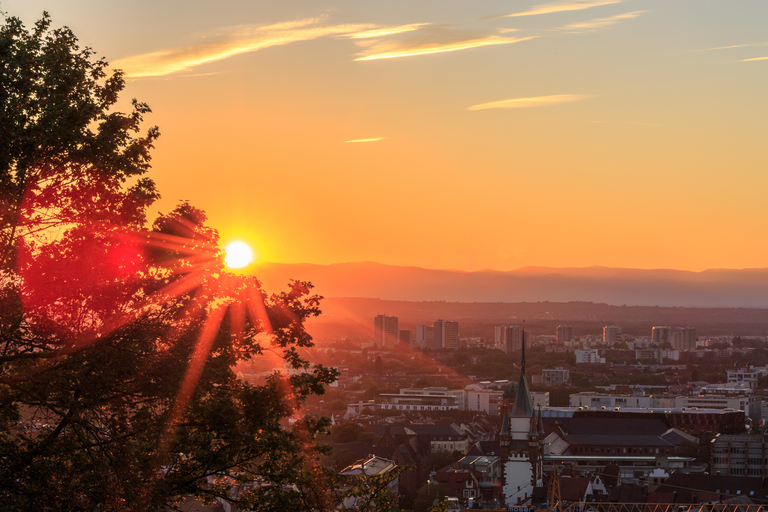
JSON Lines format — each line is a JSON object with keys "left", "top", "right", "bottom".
{"left": 503, "top": 0, "right": 624, "bottom": 18}
{"left": 355, "top": 35, "right": 533, "bottom": 61}
{"left": 113, "top": 18, "right": 375, "bottom": 77}
{"left": 344, "top": 137, "right": 384, "bottom": 143}
{"left": 345, "top": 23, "right": 429, "bottom": 39}
{"left": 704, "top": 42, "right": 768, "bottom": 51}
{"left": 556, "top": 10, "right": 645, "bottom": 33}
{"left": 742, "top": 56, "right": 768, "bottom": 62}
{"left": 113, "top": 18, "right": 520, "bottom": 76}
{"left": 467, "top": 94, "right": 589, "bottom": 110}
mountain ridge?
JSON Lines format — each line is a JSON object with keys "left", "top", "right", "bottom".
{"left": 252, "top": 262, "right": 768, "bottom": 308}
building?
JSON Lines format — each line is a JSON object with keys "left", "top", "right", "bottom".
{"left": 530, "top": 391, "right": 549, "bottom": 408}
{"left": 635, "top": 348, "right": 680, "bottom": 362}
{"left": 603, "top": 325, "right": 621, "bottom": 345}
{"left": 575, "top": 349, "right": 605, "bottom": 364}
{"left": 376, "top": 387, "right": 465, "bottom": 412}
{"left": 498, "top": 325, "right": 529, "bottom": 354}
{"left": 652, "top": 326, "right": 672, "bottom": 346}
{"left": 672, "top": 327, "right": 696, "bottom": 350}
{"left": 727, "top": 368, "right": 759, "bottom": 390}
{"left": 541, "top": 367, "right": 570, "bottom": 387}
{"left": 568, "top": 391, "right": 758, "bottom": 425}
{"left": 499, "top": 343, "right": 543, "bottom": 506}
{"left": 556, "top": 325, "right": 575, "bottom": 344}
{"left": 546, "top": 405, "right": 746, "bottom": 437}
{"left": 374, "top": 315, "right": 399, "bottom": 348}
{"left": 676, "top": 394, "right": 760, "bottom": 424}
{"left": 465, "top": 387, "right": 504, "bottom": 416}
{"left": 434, "top": 319, "right": 459, "bottom": 350}
{"left": 711, "top": 434, "right": 768, "bottom": 477}
{"left": 399, "top": 329, "right": 414, "bottom": 345}
{"left": 416, "top": 324, "right": 434, "bottom": 349}
{"left": 339, "top": 455, "right": 399, "bottom": 508}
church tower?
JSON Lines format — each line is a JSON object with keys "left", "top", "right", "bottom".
{"left": 499, "top": 340, "right": 543, "bottom": 506}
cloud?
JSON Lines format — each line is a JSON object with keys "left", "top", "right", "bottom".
{"left": 344, "top": 138, "right": 384, "bottom": 143}
{"left": 556, "top": 10, "right": 645, "bottom": 33}
{"left": 467, "top": 94, "right": 589, "bottom": 110}
{"left": 354, "top": 26, "right": 535, "bottom": 61}
{"left": 503, "top": 0, "right": 624, "bottom": 18}
{"left": 346, "top": 23, "right": 430, "bottom": 39}
{"left": 113, "top": 18, "right": 374, "bottom": 77}
{"left": 705, "top": 42, "right": 768, "bottom": 51}
{"left": 742, "top": 56, "right": 768, "bottom": 62}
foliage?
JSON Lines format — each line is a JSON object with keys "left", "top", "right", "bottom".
{"left": 431, "top": 448, "right": 463, "bottom": 471}
{"left": 330, "top": 422, "right": 366, "bottom": 443}
{"left": 412, "top": 482, "right": 455, "bottom": 512}
{"left": 0, "top": 13, "right": 337, "bottom": 511}
{"left": 333, "top": 466, "right": 406, "bottom": 512}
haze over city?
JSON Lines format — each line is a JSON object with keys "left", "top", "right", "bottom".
{"left": 6, "top": 0, "right": 768, "bottom": 273}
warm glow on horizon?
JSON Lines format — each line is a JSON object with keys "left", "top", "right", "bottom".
{"left": 224, "top": 241, "right": 254, "bottom": 269}
{"left": 14, "top": 0, "right": 768, "bottom": 273}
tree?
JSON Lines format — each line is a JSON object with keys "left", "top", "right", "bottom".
{"left": 0, "top": 13, "right": 337, "bottom": 511}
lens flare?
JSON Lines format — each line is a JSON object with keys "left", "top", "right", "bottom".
{"left": 224, "top": 241, "right": 253, "bottom": 268}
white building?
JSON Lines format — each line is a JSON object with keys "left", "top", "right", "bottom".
{"left": 377, "top": 387, "right": 465, "bottom": 412}
{"left": 727, "top": 368, "right": 759, "bottom": 390}
{"left": 541, "top": 368, "right": 570, "bottom": 386}
{"left": 575, "top": 349, "right": 605, "bottom": 364}
{"left": 635, "top": 349, "right": 680, "bottom": 362}
{"left": 465, "top": 386, "right": 504, "bottom": 415}
{"left": 603, "top": 325, "right": 621, "bottom": 345}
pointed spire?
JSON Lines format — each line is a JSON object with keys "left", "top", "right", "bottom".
{"left": 521, "top": 321, "right": 526, "bottom": 374}
{"left": 510, "top": 325, "right": 533, "bottom": 418}
{"left": 537, "top": 406, "right": 545, "bottom": 436}
{"left": 528, "top": 413, "right": 538, "bottom": 437}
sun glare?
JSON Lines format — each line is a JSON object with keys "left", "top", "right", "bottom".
{"left": 224, "top": 241, "right": 254, "bottom": 269}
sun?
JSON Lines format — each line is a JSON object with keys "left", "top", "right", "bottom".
{"left": 224, "top": 241, "right": 254, "bottom": 269}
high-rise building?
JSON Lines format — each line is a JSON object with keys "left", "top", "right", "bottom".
{"left": 652, "top": 326, "right": 672, "bottom": 346}
{"left": 374, "top": 315, "right": 398, "bottom": 348}
{"left": 415, "top": 324, "right": 434, "bottom": 349}
{"left": 603, "top": 325, "right": 622, "bottom": 345}
{"left": 556, "top": 325, "right": 575, "bottom": 344}
{"left": 503, "top": 325, "right": 529, "bottom": 354}
{"left": 672, "top": 326, "right": 696, "bottom": 350}
{"left": 434, "top": 319, "right": 459, "bottom": 350}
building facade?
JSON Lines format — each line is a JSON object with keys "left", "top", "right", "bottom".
{"left": 711, "top": 434, "right": 768, "bottom": 477}
{"left": 416, "top": 324, "right": 434, "bottom": 349}
{"left": 575, "top": 349, "right": 605, "bottom": 364}
{"left": 556, "top": 325, "right": 575, "bottom": 344}
{"left": 652, "top": 326, "right": 672, "bottom": 346}
{"left": 374, "top": 315, "right": 399, "bottom": 348}
{"left": 434, "top": 320, "right": 459, "bottom": 350}
{"left": 541, "top": 367, "right": 570, "bottom": 387}
{"left": 603, "top": 325, "right": 621, "bottom": 345}
{"left": 672, "top": 327, "right": 696, "bottom": 350}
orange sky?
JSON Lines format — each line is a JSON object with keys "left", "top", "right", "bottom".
{"left": 7, "top": 1, "right": 768, "bottom": 271}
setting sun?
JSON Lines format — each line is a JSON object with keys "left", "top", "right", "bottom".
{"left": 224, "top": 241, "right": 254, "bottom": 269}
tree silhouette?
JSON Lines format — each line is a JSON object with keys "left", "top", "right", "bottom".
{"left": 0, "top": 13, "right": 337, "bottom": 511}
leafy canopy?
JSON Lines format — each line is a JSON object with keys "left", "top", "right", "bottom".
{"left": 0, "top": 12, "right": 338, "bottom": 511}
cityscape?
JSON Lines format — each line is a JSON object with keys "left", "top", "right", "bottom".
{"left": 3, "top": 1, "right": 768, "bottom": 511}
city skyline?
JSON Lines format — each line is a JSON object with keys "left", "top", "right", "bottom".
{"left": 6, "top": 1, "right": 768, "bottom": 272}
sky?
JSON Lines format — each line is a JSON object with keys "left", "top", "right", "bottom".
{"left": 5, "top": 0, "right": 768, "bottom": 272}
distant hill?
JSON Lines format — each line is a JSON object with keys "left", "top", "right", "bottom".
{"left": 253, "top": 262, "right": 768, "bottom": 308}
